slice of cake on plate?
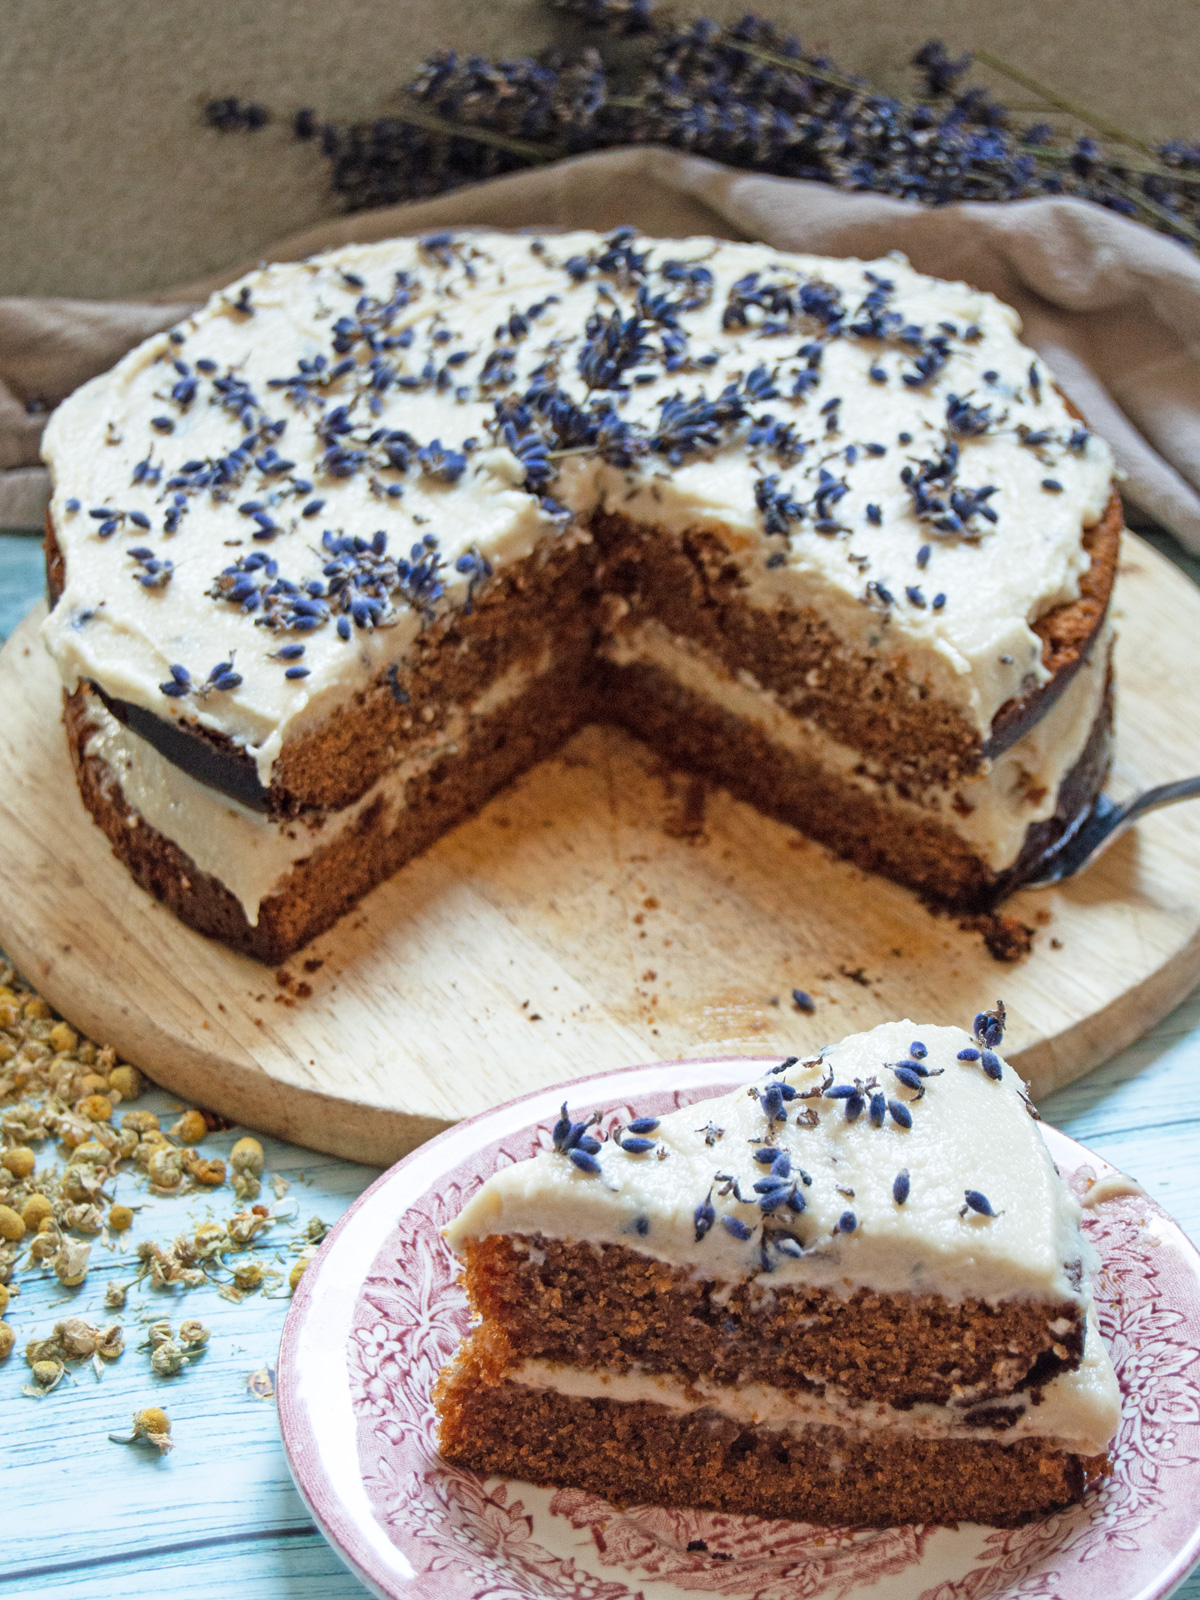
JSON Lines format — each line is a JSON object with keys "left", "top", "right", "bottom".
{"left": 436, "top": 1013, "right": 1119, "bottom": 1527}
{"left": 40, "top": 228, "right": 1120, "bottom": 959}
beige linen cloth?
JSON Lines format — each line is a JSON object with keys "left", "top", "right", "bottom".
{"left": 4, "top": 146, "right": 1200, "bottom": 550}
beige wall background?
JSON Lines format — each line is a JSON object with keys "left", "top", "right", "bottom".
{"left": 1, "top": 0, "right": 1196, "bottom": 301}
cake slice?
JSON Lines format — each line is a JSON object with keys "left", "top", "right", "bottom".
{"left": 436, "top": 1013, "right": 1119, "bottom": 1527}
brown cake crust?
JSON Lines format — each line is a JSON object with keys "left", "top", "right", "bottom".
{"left": 456, "top": 1234, "right": 1086, "bottom": 1408}
{"left": 435, "top": 1336, "right": 1107, "bottom": 1529}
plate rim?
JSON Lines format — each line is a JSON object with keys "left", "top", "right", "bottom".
{"left": 277, "top": 1053, "right": 1200, "bottom": 1600}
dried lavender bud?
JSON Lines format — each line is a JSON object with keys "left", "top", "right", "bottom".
{"left": 893, "top": 1168, "right": 911, "bottom": 1204}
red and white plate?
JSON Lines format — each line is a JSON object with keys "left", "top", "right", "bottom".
{"left": 278, "top": 1058, "right": 1200, "bottom": 1600}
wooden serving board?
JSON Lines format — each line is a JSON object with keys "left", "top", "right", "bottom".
{"left": 3, "top": 532, "right": 1200, "bottom": 1166}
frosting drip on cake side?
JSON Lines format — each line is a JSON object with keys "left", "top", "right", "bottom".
{"left": 444, "top": 1020, "right": 1096, "bottom": 1306}
{"left": 42, "top": 230, "right": 1114, "bottom": 785}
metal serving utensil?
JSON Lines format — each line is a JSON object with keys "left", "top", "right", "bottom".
{"left": 1021, "top": 777, "right": 1200, "bottom": 889}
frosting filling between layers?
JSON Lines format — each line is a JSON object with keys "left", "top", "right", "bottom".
{"left": 600, "top": 616, "right": 1113, "bottom": 871}
{"left": 508, "top": 1301, "right": 1119, "bottom": 1456}
{"left": 79, "top": 647, "right": 554, "bottom": 923}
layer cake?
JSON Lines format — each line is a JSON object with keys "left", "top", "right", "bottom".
{"left": 436, "top": 1014, "right": 1120, "bottom": 1527}
{"left": 41, "top": 228, "right": 1121, "bottom": 959}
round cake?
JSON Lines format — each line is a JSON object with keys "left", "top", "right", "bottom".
{"left": 40, "top": 227, "right": 1121, "bottom": 961}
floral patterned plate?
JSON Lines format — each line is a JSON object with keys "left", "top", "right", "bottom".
{"left": 277, "top": 1057, "right": 1200, "bottom": 1600}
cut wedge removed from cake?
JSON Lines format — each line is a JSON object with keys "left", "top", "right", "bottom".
{"left": 436, "top": 1014, "right": 1120, "bottom": 1528}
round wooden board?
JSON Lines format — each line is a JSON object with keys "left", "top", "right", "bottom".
{"left": 3, "top": 531, "right": 1200, "bottom": 1165}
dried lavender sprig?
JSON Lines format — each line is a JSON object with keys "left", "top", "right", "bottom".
{"left": 974, "top": 49, "right": 1156, "bottom": 160}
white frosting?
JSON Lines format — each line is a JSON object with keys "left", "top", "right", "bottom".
{"left": 445, "top": 1020, "right": 1096, "bottom": 1306}
{"left": 512, "top": 1301, "right": 1119, "bottom": 1455}
{"left": 601, "top": 617, "right": 1111, "bottom": 870}
{"left": 42, "top": 230, "right": 1114, "bottom": 788}
{"left": 79, "top": 648, "right": 550, "bottom": 923}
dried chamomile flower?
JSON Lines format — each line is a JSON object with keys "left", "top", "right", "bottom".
{"left": 53, "top": 1238, "right": 91, "bottom": 1287}
{"left": 146, "top": 1318, "right": 173, "bottom": 1349}
{"left": 29, "top": 1358, "right": 63, "bottom": 1390}
{"left": 233, "top": 1173, "right": 261, "bottom": 1201}
{"left": 150, "top": 1338, "right": 186, "bottom": 1377}
{"left": 232, "top": 1260, "right": 267, "bottom": 1292}
{"left": 29, "top": 1230, "right": 60, "bottom": 1263}
{"left": 192, "top": 1222, "right": 227, "bottom": 1259}
{"left": 185, "top": 1151, "right": 226, "bottom": 1187}
{"left": 54, "top": 1317, "right": 102, "bottom": 1358}
{"left": 226, "top": 1210, "right": 269, "bottom": 1247}
{"left": 26, "top": 1334, "right": 61, "bottom": 1364}
{"left": 289, "top": 1256, "right": 311, "bottom": 1292}
{"left": 229, "top": 1136, "right": 264, "bottom": 1177}
{"left": 171, "top": 1109, "right": 208, "bottom": 1144}
{"left": 77, "top": 1072, "right": 112, "bottom": 1098}
{"left": 146, "top": 1146, "right": 185, "bottom": 1191}
{"left": 70, "top": 1138, "right": 111, "bottom": 1167}
{"left": 111, "top": 1405, "right": 173, "bottom": 1453}
{"left": 303, "top": 1216, "right": 330, "bottom": 1245}
{"left": 104, "top": 1281, "right": 128, "bottom": 1311}
{"left": 60, "top": 1164, "right": 102, "bottom": 1204}
{"left": 108, "top": 1065, "right": 143, "bottom": 1101}
{"left": 96, "top": 1323, "right": 124, "bottom": 1361}
{"left": 60, "top": 1202, "right": 104, "bottom": 1234}
{"left": 178, "top": 1319, "right": 210, "bottom": 1349}
{"left": 121, "top": 1109, "right": 158, "bottom": 1135}
{"left": 0, "top": 1321, "right": 13, "bottom": 1360}
{"left": 47, "top": 1022, "right": 77, "bottom": 1054}
{"left": 108, "top": 1203, "right": 134, "bottom": 1232}
{"left": 74, "top": 1093, "right": 113, "bottom": 1123}
{"left": 1, "top": 1146, "right": 35, "bottom": 1179}
{"left": 0, "top": 1282, "right": 10, "bottom": 1314}
{"left": 0, "top": 1205, "right": 25, "bottom": 1241}
{"left": 114, "top": 1128, "right": 140, "bottom": 1160}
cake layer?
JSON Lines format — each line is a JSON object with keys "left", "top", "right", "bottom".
{"left": 435, "top": 1340, "right": 1108, "bottom": 1529}
{"left": 453, "top": 1232, "right": 1084, "bottom": 1408}
{"left": 64, "top": 643, "right": 593, "bottom": 962}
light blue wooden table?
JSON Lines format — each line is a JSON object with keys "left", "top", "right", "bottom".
{"left": 1, "top": 526, "right": 1198, "bottom": 1599}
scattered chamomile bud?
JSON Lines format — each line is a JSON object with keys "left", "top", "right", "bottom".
{"left": 0, "top": 1322, "right": 13, "bottom": 1361}
{"left": 104, "top": 1281, "right": 128, "bottom": 1311}
{"left": 232, "top": 1260, "right": 267, "bottom": 1292}
{"left": 47, "top": 1021, "right": 77, "bottom": 1053}
{"left": 185, "top": 1153, "right": 226, "bottom": 1187}
{"left": 31, "top": 1358, "right": 63, "bottom": 1388}
{"left": 70, "top": 1139, "right": 111, "bottom": 1167}
{"left": 0, "top": 1282, "right": 10, "bottom": 1313}
{"left": 151, "top": 1339, "right": 186, "bottom": 1377}
{"left": 54, "top": 1316, "right": 100, "bottom": 1358}
{"left": 230, "top": 1136, "right": 264, "bottom": 1177}
{"left": 146, "top": 1146, "right": 185, "bottom": 1190}
{"left": 233, "top": 1173, "right": 261, "bottom": 1201}
{"left": 134, "top": 1131, "right": 171, "bottom": 1166}
{"left": 53, "top": 1239, "right": 91, "bottom": 1286}
{"left": 78, "top": 1072, "right": 112, "bottom": 1097}
{"left": 178, "top": 1319, "right": 209, "bottom": 1348}
{"left": 75, "top": 1093, "right": 113, "bottom": 1123}
{"left": 146, "top": 1319, "right": 173, "bottom": 1349}
{"left": 1, "top": 1147, "right": 35, "bottom": 1179}
{"left": 21, "top": 1196, "right": 53, "bottom": 1228}
{"left": 122, "top": 1109, "right": 158, "bottom": 1134}
{"left": 115, "top": 1128, "right": 140, "bottom": 1159}
{"left": 108, "top": 1065, "right": 143, "bottom": 1100}
{"left": 60, "top": 1202, "right": 104, "bottom": 1234}
{"left": 29, "top": 1231, "right": 59, "bottom": 1262}
{"left": 108, "top": 1203, "right": 134, "bottom": 1232}
{"left": 24, "top": 998, "right": 52, "bottom": 1021}
{"left": 289, "top": 1257, "right": 311, "bottom": 1292}
{"left": 171, "top": 1109, "right": 208, "bottom": 1144}
{"left": 0, "top": 1205, "right": 26, "bottom": 1241}
{"left": 96, "top": 1324, "right": 124, "bottom": 1361}
{"left": 132, "top": 1406, "right": 173, "bottom": 1451}
{"left": 193, "top": 1222, "right": 226, "bottom": 1258}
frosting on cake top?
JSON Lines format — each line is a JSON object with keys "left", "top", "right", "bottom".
{"left": 42, "top": 229, "right": 1114, "bottom": 784}
{"left": 444, "top": 1017, "right": 1096, "bottom": 1307}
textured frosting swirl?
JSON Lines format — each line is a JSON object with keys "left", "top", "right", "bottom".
{"left": 42, "top": 228, "right": 1114, "bottom": 785}
{"left": 444, "top": 1019, "right": 1096, "bottom": 1307}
